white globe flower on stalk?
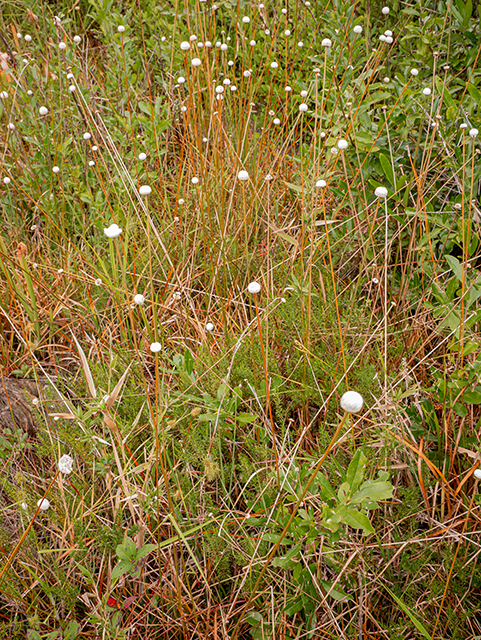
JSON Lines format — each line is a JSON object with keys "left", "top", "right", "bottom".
{"left": 139, "top": 152, "right": 147, "bottom": 160}
{"left": 134, "top": 294, "right": 145, "bottom": 305}
{"left": 58, "top": 454, "right": 74, "bottom": 474}
{"left": 338, "top": 139, "right": 348, "bottom": 149}
{"left": 206, "top": 322, "right": 214, "bottom": 332}
{"left": 37, "top": 498, "right": 50, "bottom": 511}
{"left": 192, "top": 58, "right": 201, "bottom": 67}
{"left": 59, "top": 42, "right": 66, "bottom": 50}
{"left": 39, "top": 106, "right": 48, "bottom": 116}
{"left": 316, "top": 179, "right": 327, "bottom": 188}
{"left": 73, "top": 35, "right": 81, "bottom": 43}
{"left": 321, "top": 38, "right": 332, "bottom": 47}
{"left": 83, "top": 132, "right": 91, "bottom": 140}
{"left": 410, "top": 68, "right": 419, "bottom": 76}
{"left": 469, "top": 128, "right": 479, "bottom": 138}
{"left": 299, "top": 103, "right": 308, "bottom": 112}
{"left": 474, "top": 469, "right": 481, "bottom": 480}
{"left": 118, "top": 25, "right": 125, "bottom": 33}
{"left": 247, "top": 282, "right": 261, "bottom": 294}
{"left": 353, "top": 25, "right": 362, "bottom": 34}
{"left": 139, "top": 185, "right": 152, "bottom": 195}
{"left": 104, "top": 224, "right": 122, "bottom": 238}
{"left": 238, "top": 170, "right": 249, "bottom": 181}
{"left": 150, "top": 342, "right": 162, "bottom": 353}
{"left": 180, "top": 41, "right": 190, "bottom": 50}
{"left": 382, "top": 6, "right": 390, "bottom": 14}
{"left": 375, "top": 186, "right": 388, "bottom": 198}
{"left": 340, "top": 390, "right": 364, "bottom": 413}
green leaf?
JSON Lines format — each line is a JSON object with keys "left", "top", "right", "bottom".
{"left": 136, "top": 543, "right": 157, "bottom": 561}
{"left": 236, "top": 413, "right": 257, "bottom": 424}
{"left": 261, "top": 532, "right": 292, "bottom": 545}
{"left": 271, "top": 543, "right": 302, "bottom": 568}
{"left": 342, "top": 508, "right": 375, "bottom": 533}
{"left": 319, "top": 579, "right": 350, "bottom": 601}
{"left": 467, "top": 83, "right": 481, "bottom": 104}
{"left": 27, "top": 632, "right": 42, "bottom": 640}
{"left": 379, "top": 153, "right": 395, "bottom": 187}
{"left": 346, "top": 450, "right": 367, "bottom": 495}
{"left": 111, "top": 560, "right": 133, "bottom": 581}
{"left": 351, "top": 480, "right": 393, "bottom": 504}
{"left": 63, "top": 621, "right": 80, "bottom": 640}
{"left": 445, "top": 255, "right": 463, "bottom": 282}
{"left": 462, "top": 388, "right": 481, "bottom": 404}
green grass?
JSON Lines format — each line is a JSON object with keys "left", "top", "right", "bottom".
{"left": 1, "top": 0, "right": 481, "bottom": 637}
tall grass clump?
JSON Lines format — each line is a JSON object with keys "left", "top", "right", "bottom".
{"left": 1, "top": 0, "right": 481, "bottom": 638}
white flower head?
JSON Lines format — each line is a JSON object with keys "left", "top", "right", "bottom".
{"left": 25, "top": 34, "right": 32, "bottom": 42}
{"left": 247, "top": 281, "right": 261, "bottom": 294}
{"left": 270, "top": 61, "right": 279, "bottom": 69}
{"left": 221, "top": 43, "right": 228, "bottom": 51}
{"left": 338, "top": 139, "right": 348, "bottom": 149}
{"left": 150, "top": 342, "right": 162, "bottom": 353}
{"left": 104, "top": 223, "right": 122, "bottom": 238}
{"left": 321, "top": 38, "right": 332, "bottom": 47}
{"left": 238, "top": 170, "right": 249, "bottom": 181}
{"left": 422, "top": 87, "right": 431, "bottom": 95}
{"left": 83, "top": 132, "right": 91, "bottom": 140}
{"left": 382, "top": 6, "right": 390, "bottom": 14}
{"left": 191, "top": 177, "right": 199, "bottom": 184}
{"left": 37, "top": 498, "right": 50, "bottom": 511}
{"left": 73, "top": 35, "right": 81, "bottom": 43}
{"left": 134, "top": 294, "right": 145, "bottom": 305}
{"left": 316, "top": 179, "right": 327, "bottom": 188}
{"left": 273, "top": 118, "right": 280, "bottom": 125}
{"left": 410, "top": 68, "right": 419, "bottom": 76}
{"left": 206, "top": 322, "right": 214, "bottom": 331}
{"left": 242, "top": 16, "right": 250, "bottom": 23}
{"left": 3, "top": 177, "right": 11, "bottom": 184}
{"left": 139, "top": 185, "right": 152, "bottom": 195}
{"left": 139, "top": 152, "right": 147, "bottom": 160}
{"left": 353, "top": 25, "right": 362, "bottom": 34}
{"left": 59, "top": 41, "right": 66, "bottom": 50}
{"left": 469, "top": 128, "right": 479, "bottom": 138}
{"left": 474, "top": 469, "right": 481, "bottom": 480}
{"left": 192, "top": 58, "right": 201, "bottom": 67}
{"left": 460, "top": 123, "right": 468, "bottom": 129}
{"left": 180, "top": 41, "right": 190, "bottom": 50}
{"left": 39, "top": 106, "right": 48, "bottom": 116}
{"left": 118, "top": 25, "right": 125, "bottom": 33}
{"left": 375, "top": 186, "right": 388, "bottom": 198}
{"left": 340, "top": 390, "right": 364, "bottom": 413}
{"left": 58, "top": 454, "right": 74, "bottom": 474}
{"left": 52, "top": 166, "right": 59, "bottom": 173}
{"left": 299, "top": 103, "right": 308, "bottom": 112}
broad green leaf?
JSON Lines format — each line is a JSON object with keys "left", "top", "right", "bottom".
{"left": 351, "top": 480, "right": 393, "bottom": 504}
{"left": 261, "top": 532, "right": 292, "bottom": 545}
{"left": 111, "top": 560, "right": 132, "bottom": 581}
{"left": 462, "top": 388, "right": 481, "bottom": 404}
{"left": 379, "top": 153, "right": 395, "bottom": 186}
{"left": 136, "top": 543, "right": 157, "bottom": 560}
{"left": 236, "top": 413, "right": 257, "bottom": 424}
{"left": 320, "top": 579, "right": 350, "bottom": 601}
{"left": 63, "top": 621, "right": 80, "bottom": 640}
{"left": 445, "top": 255, "right": 463, "bottom": 282}
{"left": 271, "top": 543, "right": 302, "bottom": 568}
{"left": 342, "top": 508, "right": 375, "bottom": 533}
{"left": 346, "top": 450, "right": 367, "bottom": 495}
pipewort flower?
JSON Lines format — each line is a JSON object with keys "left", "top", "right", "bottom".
{"left": 340, "top": 391, "right": 364, "bottom": 413}
{"left": 58, "top": 454, "right": 74, "bottom": 474}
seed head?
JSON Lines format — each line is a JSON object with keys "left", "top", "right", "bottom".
{"left": 39, "top": 106, "right": 48, "bottom": 116}
{"left": 340, "top": 390, "right": 364, "bottom": 413}
{"left": 58, "top": 454, "right": 74, "bottom": 474}
{"left": 180, "top": 41, "right": 190, "bottom": 51}
{"left": 192, "top": 58, "right": 201, "bottom": 66}
{"left": 150, "top": 342, "right": 162, "bottom": 353}
{"left": 238, "top": 170, "right": 249, "bottom": 181}
{"left": 382, "top": 6, "right": 390, "bottom": 14}
{"left": 104, "top": 223, "right": 122, "bottom": 238}
{"left": 299, "top": 103, "right": 308, "bottom": 112}
{"left": 469, "top": 128, "right": 479, "bottom": 138}
{"left": 134, "top": 294, "right": 145, "bottom": 305}
{"left": 321, "top": 38, "right": 332, "bottom": 47}
{"left": 338, "top": 139, "right": 348, "bottom": 149}
{"left": 375, "top": 186, "right": 388, "bottom": 198}
{"left": 37, "top": 498, "right": 50, "bottom": 511}
{"left": 353, "top": 25, "right": 362, "bottom": 34}
{"left": 247, "top": 281, "right": 261, "bottom": 294}
{"left": 316, "top": 179, "right": 327, "bottom": 188}
{"left": 118, "top": 25, "right": 125, "bottom": 33}
{"left": 139, "top": 185, "right": 152, "bottom": 195}
{"left": 474, "top": 469, "right": 481, "bottom": 480}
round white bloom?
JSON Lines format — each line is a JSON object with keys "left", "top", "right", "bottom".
{"left": 384, "top": 77, "right": 390, "bottom": 83}
{"left": 27, "top": 89, "right": 33, "bottom": 96}
{"left": 73, "top": 35, "right": 81, "bottom": 43}
{"left": 247, "top": 281, "right": 261, "bottom": 294}
{"left": 198, "top": 42, "right": 204, "bottom": 47}
{"left": 244, "top": 70, "right": 251, "bottom": 77}
{"left": 322, "top": 38, "right": 332, "bottom": 47}
{"left": 139, "top": 185, "right": 152, "bottom": 195}
{"left": 178, "top": 198, "right": 185, "bottom": 204}
{"left": 282, "top": 8, "right": 287, "bottom": 13}
{"left": 273, "top": 118, "right": 280, "bottom": 125}
{"left": 379, "top": 35, "right": 386, "bottom": 41}
{"left": 385, "top": 36, "right": 393, "bottom": 43}
{"left": 410, "top": 68, "right": 419, "bottom": 76}
{"left": 21, "top": 502, "right": 28, "bottom": 510}
{"left": 118, "top": 25, "right": 125, "bottom": 33}
{"left": 25, "top": 34, "right": 32, "bottom": 42}
{"left": 223, "top": 79, "right": 231, "bottom": 85}
{"left": 250, "top": 39, "right": 256, "bottom": 46}
{"left": 316, "top": 179, "right": 327, "bottom": 188}
{"left": 134, "top": 294, "right": 145, "bottom": 305}
{"left": 3, "top": 177, "right": 11, "bottom": 184}
{"left": 353, "top": 25, "right": 362, "bottom": 34}
{"left": 59, "top": 42, "right": 66, "bottom": 50}
{"left": 177, "top": 77, "right": 185, "bottom": 84}
{"left": 69, "top": 85, "right": 76, "bottom": 92}
{"left": 340, "top": 390, "right": 364, "bottom": 413}
{"left": 221, "top": 43, "right": 228, "bottom": 51}
{"left": 298, "top": 41, "right": 304, "bottom": 47}
{"left": 338, "top": 139, "right": 348, "bottom": 149}
{"left": 37, "top": 498, "right": 50, "bottom": 511}
{"left": 469, "top": 128, "right": 479, "bottom": 138}
{"left": 215, "top": 85, "right": 224, "bottom": 94}
{"left": 190, "top": 34, "right": 197, "bottom": 41}
{"left": 270, "top": 61, "right": 278, "bottom": 69}
{"left": 205, "top": 41, "right": 212, "bottom": 47}
{"left": 460, "top": 123, "right": 468, "bottom": 129}
{"left": 385, "top": 29, "right": 393, "bottom": 36}
{"left": 104, "top": 223, "right": 122, "bottom": 238}
{"left": 382, "top": 6, "right": 390, "bottom": 14}
{"left": 242, "top": 16, "right": 250, "bottom": 23}
{"left": 39, "top": 106, "right": 48, "bottom": 115}
{"left": 83, "top": 132, "right": 91, "bottom": 140}
{"left": 206, "top": 322, "right": 214, "bottom": 331}
{"left": 238, "top": 170, "right": 249, "bottom": 181}
{"left": 474, "top": 469, "right": 481, "bottom": 480}
{"left": 180, "top": 105, "right": 187, "bottom": 112}
{"left": 285, "top": 29, "right": 291, "bottom": 36}
{"left": 300, "top": 90, "right": 308, "bottom": 98}
{"left": 150, "top": 342, "right": 162, "bottom": 352}
{"left": 422, "top": 87, "right": 431, "bottom": 95}
{"left": 88, "top": 160, "right": 95, "bottom": 166}
{"left": 192, "top": 177, "right": 199, "bottom": 184}
{"left": 285, "top": 85, "right": 292, "bottom": 92}
{"left": 0, "top": 91, "right": 8, "bottom": 99}
{"left": 180, "top": 41, "right": 190, "bottom": 50}
{"left": 192, "top": 58, "right": 201, "bottom": 66}
{"left": 139, "top": 152, "right": 147, "bottom": 160}
{"left": 52, "top": 166, "right": 59, "bottom": 173}
{"left": 92, "top": 145, "right": 98, "bottom": 151}
{"left": 58, "top": 454, "right": 74, "bottom": 474}
{"left": 230, "top": 85, "right": 237, "bottom": 90}
{"left": 375, "top": 186, "right": 388, "bottom": 198}
{"left": 299, "top": 103, "right": 308, "bottom": 112}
